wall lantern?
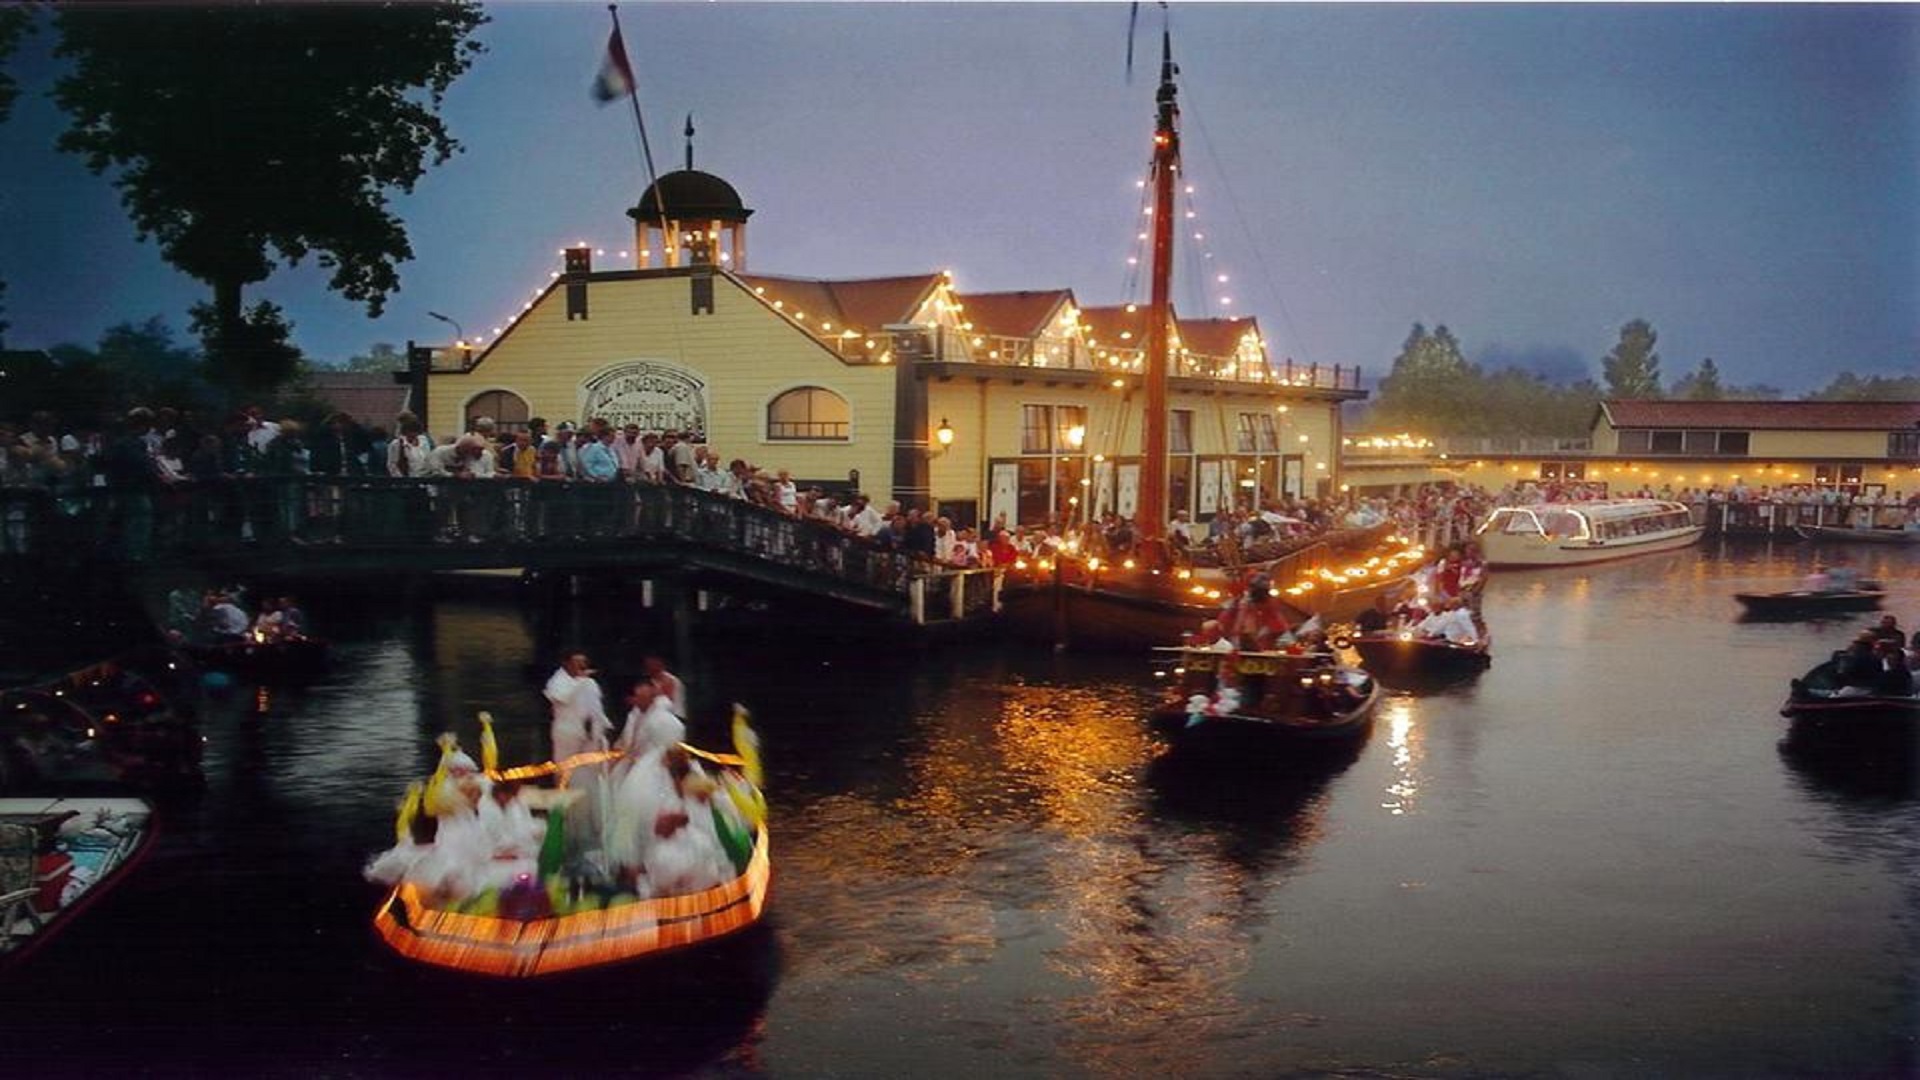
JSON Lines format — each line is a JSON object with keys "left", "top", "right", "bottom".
{"left": 935, "top": 418, "right": 955, "bottom": 449}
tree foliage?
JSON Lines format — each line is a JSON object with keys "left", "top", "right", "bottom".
{"left": 0, "top": 4, "right": 30, "bottom": 125}
{"left": 50, "top": 3, "right": 486, "bottom": 388}
{"left": 1670, "top": 356, "right": 1723, "bottom": 400}
{"left": 1602, "top": 319, "right": 1662, "bottom": 398}
{"left": 189, "top": 299, "right": 305, "bottom": 404}
{"left": 13, "top": 317, "right": 216, "bottom": 420}
{"left": 1807, "top": 370, "right": 1920, "bottom": 401}
{"left": 339, "top": 342, "right": 407, "bottom": 374}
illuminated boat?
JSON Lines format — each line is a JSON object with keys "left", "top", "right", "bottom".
{"left": 1149, "top": 646, "right": 1379, "bottom": 743}
{"left": 372, "top": 722, "right": 771, "bottom": 979}
{"left": 1734, "top": 582, "right": 1885, "bottom": 619}
{"left": 1475, "top": 499, "right": 1701, "bottom": 569}
{"left": 1344, "top": 630, "right": 1491, "bottom": 686}
{"left": 373, "top": 820, "right": 770, "bottom": 978}
{"left": 0, "top": 796, "right": 156, "bottom": 965}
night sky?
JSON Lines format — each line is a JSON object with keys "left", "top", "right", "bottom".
{"left": 0, "top": 2, "right": 1913, "bottom": 396}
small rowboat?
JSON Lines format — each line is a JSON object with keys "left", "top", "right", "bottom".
{"left": 1794, "top": 524, "right": 1920, "bottom": 546}
{"left": 1346, "top": 631, "right": 1491, "bottom": 686}
{"left": 373, "top": 823, "right": 770, "bottom": 978}
{"left": 1780, "top": 660, "right": 1918, "bottom": 734}
{"left": 1734, "top": 584, "right": 1884, "bottom": 619}
{"left": 183, "top": 636, "right": 330, "bottom": 682}
{"left": 1149, "top": 646, "right": 1380, "bottom": 745}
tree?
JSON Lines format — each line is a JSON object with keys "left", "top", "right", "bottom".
{"left": 1371, "top": 322, "right": 1481, "bottom": 434}
{"left": 51, "top": 4, "right": 486, "bottom": 390}
{"left": 189, "top": 299, "right": 305, "bottom": 405}
{"left": 1807, "top": 370, "right": 1920, "bottom": 401}
{"left": 1671, "top": 356, "right": 1724, "bottom": 400}
{"left": 340, "top": 342, "right": 407, "bottom": 374}
{"left": 1602, "top": 319, "right": 1663, "bottom": 399}
{"left": 0, "top": 5, "right": 30, "bottom": 124}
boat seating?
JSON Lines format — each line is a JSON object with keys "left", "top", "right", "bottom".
{"left": 0, "top": 822, "right": 45, "bottom": 944}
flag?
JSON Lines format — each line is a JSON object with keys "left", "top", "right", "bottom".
{"left": 592, "top": 26, "right": 636, "bottom": 104}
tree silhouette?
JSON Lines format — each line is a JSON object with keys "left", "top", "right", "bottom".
{"left": 1602, "top": 319, "right": 1663, "bottom": 398}
{"left": 51, "top": 3, "right": 486, "bottom": 392}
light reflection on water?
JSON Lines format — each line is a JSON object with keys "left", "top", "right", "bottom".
{"left": 2, "top": 539, "right": 1915, "bottom": 1077}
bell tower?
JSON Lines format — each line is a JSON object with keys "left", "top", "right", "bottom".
{"left": 628, "top": 115, "right": 753, "bottom": 271}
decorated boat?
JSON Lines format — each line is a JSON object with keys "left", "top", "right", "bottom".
{"left": 1343, "top": 629, "right": 1491, "bottom": 686}
{"left": 182, "top": 635, "right": 331, "bottom": 683}
{"left": 1149, "top": 646, "right": 1380, "bottom": 744}
{"left": 369, "top": 708, "right": 770, "bottom": 978}
{"left": 1794, "top": 524, "right": 1920, "bottom": 546}
{"left": 0, "top": 653, "right": 202, "bottom": 794}
{"left": 1734, "top": 582, "right": 1885, "bottom": 619}
{"left": 0, "top": 796, "right": 156, "bottom": 964}
{"left": 1779, "top": 659, "right": 1918, "bottom": 735}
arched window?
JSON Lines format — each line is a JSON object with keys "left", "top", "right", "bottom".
{"left": 465, "top": 390, "right": 531, "bottom": 434}
{"left": 766, "top": 387, "right": 850, "bottom": 441}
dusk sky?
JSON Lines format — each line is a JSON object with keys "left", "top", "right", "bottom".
{"left": 1, "top": 2, "right": 1914, "bottom": 396}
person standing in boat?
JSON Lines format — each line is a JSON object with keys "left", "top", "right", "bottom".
{"left": 545, "top": 651, "right": 610, "bottom": 763}
{"left": 1221, "top": 576, "right": 1292, "bottom": 651}
{"left": 1867, "top": 615, "right": 1906, "bottom": 652}
{"left": 640, "top": 655, "right": 687, "bottom": 719}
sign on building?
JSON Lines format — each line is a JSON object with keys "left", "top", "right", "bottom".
{"left": 578, "top": 360, "right": 709, "bottom": 436}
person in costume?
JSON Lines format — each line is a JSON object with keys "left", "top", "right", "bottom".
{"left": 544, "top": 651, "right": 610, "bottom": 764}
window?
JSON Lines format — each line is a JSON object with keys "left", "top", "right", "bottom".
{"left": 1617, "top": 430, "right": 1651, "bottom": 454}
{"left": 465, "top": 390, "right": 530, "bottom": 434}
{"left": 1022, "top": 405, "right": 1052, "bottom": 454}
{"left": 1235, "top": 413, "right": 1258, "bottom": 452}
{"left": 1683, "top": 430, "right": 1718, "bottom": 454}
{"left": 1717, "top": 431, "right": 1750, "bottom": 455}
{"left": 1054, "top": 405, "right": 1088, "bottom": 454}
{"left": 1650, "top": 430, "right": 1684, "bottom": 454}
{"left": 1890, "top": 431, "right": 1920, "bottom": 460}
{"left": 1170, "top": 410, "right": 1193, "bottom": 454}
{"left": 766, "top": 387, "right": 850, "bottom": 440}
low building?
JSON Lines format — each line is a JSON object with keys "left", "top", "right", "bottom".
{"left": 1343, "top": 399, "right": 1920, "bottom": 499}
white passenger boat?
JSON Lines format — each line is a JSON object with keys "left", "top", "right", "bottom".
{"left": 1474, "top": 499, "right": 1702, "bottom": 569}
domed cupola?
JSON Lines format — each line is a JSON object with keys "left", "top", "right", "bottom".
{"left": 627, "top": 115, "right": 753, "bottom": 270}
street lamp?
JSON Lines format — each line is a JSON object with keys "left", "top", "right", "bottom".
{"left": 935, "top": 418, "right": 954, "bottom": 451}
{"left": 427, "top": 310, "right": 465, "bottom": 346}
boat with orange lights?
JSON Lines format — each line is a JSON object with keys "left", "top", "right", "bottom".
{"left": 1149, "top": 646, "right": 1379, "bottom": 744}
{"left": 370, "top": 711, "right": 771, "bottom": 978}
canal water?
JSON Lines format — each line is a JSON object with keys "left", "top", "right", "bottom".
{"left": 5, "top": 541, "right": 1915, "bottom": 1078}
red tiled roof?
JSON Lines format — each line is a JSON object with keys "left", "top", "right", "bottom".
{"left": 736, "top": 273, "right": 943, "bottom": 334}
{"left": 1078, "top": 306, "right": 1261, "bottom": 361}
{"left": 951, "top": 290, "right": 1073, "bottom": 338}
{"left": 1077, "top": 304, "right": 1153, "bottom": 352}
{"left": 1602, "top": 399, "right": 1920, "bottom": 430}
{"left": 305, "top": 372, "right": 410, "bottom": 428}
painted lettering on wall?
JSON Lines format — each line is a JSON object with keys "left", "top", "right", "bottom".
{"left": 578, "top": 361, "right": 709, "bottom": 436}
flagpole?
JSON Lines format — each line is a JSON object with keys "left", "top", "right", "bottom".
{"left": 608, "top": 4, "right": 669, "bottom": 223}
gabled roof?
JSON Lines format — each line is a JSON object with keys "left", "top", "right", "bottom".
{"left": 735, "top": 273, "right": 944, "bottom": 336}
{"left": 1076, "top": 303, "right": 1155, "bottom": 353}
{"left": 951, "top": 290, "right": 1075, "bottom": 339}
{"left": 1176, "top": 316, "right": 1261, "bottom": 358}
{"left": 1601, "top": 399, "right": 1920, "bottom": 430}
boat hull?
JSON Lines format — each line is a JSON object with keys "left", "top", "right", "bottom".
{"left": 0, "top": 796, "right": 155, "bottom": 965}
{"left": 184, "top": 638, "right": 331, "bottom": 682}
{"left": 1151, "top": 680, "right": 1380, "bottom": 744}
{"left": 1735, "top": 589, "right": 1884, "bottom": 619}
{"left": 1794, "top": 525, "right": 1920, "bottom": 546}
{"left": 1479, "top": 526, "right": 1702, "bottom": 568}
{"left": 372, "top": 826, "right": 770, "bottom": 978}
{"left": 1349, "top": 633, "right": 1491, "bottom": 686}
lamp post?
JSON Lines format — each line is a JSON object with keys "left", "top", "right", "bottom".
{"left": 1274, "top": 404, "right": 1290, "bottom": 501}
{"left": 427, "top": 310, "right": 465, "bottom": 346}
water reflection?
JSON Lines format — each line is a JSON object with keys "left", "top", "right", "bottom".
{"left": 1378, "top": 697, "right": 1424, "bottom": 817}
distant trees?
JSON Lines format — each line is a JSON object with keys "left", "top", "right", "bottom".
{"left": 1368, "top": 323, "right": 1601, "bottom": 437}
{"left": 1670, "top": 357, "right": 1723, "bottom": 400}
{"left": 49, "top": 3, "right": 486, "bottom": 398}
{"left": 340, "top": 343, "right": 407, "bottom": 374}
{"left": 1807, "top": 370, "right": 1920, "bottom": 401}
{"left": 11, "top": 317, "right": 218, "bottom": 421}
{"left": 1602, "top": 319, "right": 1662, "bottom": 398}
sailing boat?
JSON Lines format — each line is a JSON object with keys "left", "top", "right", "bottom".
{"left": 1040, "top": 26, "right": 1398, "bottom": 651}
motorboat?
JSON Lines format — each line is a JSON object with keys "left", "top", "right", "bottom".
{"left": 1794, "top": 524, "right": 1920, "bottom": 546}
{"left": 1734, "top": 583, "right": 1885, "bottom": 619}
{"left": 1344, "top": 629, "right": 1491, "bottom": 686}
{"left": 1475, "top": 499, "right": 1701, "bottom": 568}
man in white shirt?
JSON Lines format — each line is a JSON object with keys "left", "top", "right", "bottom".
{"left": 545, "top": 652, "right": 611, "bottom": 762}
{"left": 849, "top": 495, "right": 887, "bottom": 537}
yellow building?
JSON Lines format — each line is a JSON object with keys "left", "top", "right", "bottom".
{"left": 417, "top": 164, "right": 1368, "bottom": 529}
{"left": 1343, "top": 399, "right": 1920, "bottom": 497}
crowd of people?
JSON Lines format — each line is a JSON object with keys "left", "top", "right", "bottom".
{"left": 161, "top": 584, "right": 310, "bottom": 647}
{"left": 364, "top": 650, "right": 761, "bottom": 915}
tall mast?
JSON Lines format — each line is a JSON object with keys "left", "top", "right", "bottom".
{"left": 1138, "top": 28, "right": 1178, "bottom": 542}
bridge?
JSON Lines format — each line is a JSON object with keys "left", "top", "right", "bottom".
{"left": 0, "top": 478, "right": 1004, "bottom": 630}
